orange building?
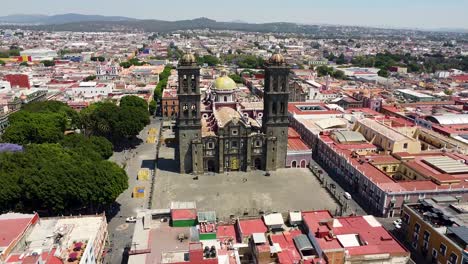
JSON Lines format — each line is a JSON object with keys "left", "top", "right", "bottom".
{"left": 402, "top": 197, "right": 468, "bottom": 264}
{"left": 162, "top": 88, "right": 178, "bottom": 120}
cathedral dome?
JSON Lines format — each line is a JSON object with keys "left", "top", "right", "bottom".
{"left": 269, "top": 53, "right": 285, "bottom": 65}
{"left": 213, "top": 75, "right": 236, "bottom": 91}
{"left": 179, "top": 52, "right": 196, "bottom": 65}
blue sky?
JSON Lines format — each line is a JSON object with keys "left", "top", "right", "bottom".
{"left": 1, "top": 0, "right": 467, "bottom": 29}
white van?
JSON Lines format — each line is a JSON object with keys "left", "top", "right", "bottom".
{"left": 344, "top": 192, "right": 352, "bottom": 200}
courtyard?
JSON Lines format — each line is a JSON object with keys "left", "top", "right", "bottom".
{"left": 152, "top": 129, "right": 340, "bottom": 219}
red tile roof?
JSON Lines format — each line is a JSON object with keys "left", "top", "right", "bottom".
{"left": 237, "top": 219, "right": 267, "bottom": 237}
{"left": 302, "top": 211, "right": 408, "bottom": 257}
{"left": 171, "top": 209, "right": 197, "bottom": 220}
{"left": 288, "top": 138, "right": 311, "bottom": 152}
{"left": 0, "top": 214, "right": 38, "bottom": 248}
{"left": 216, "top": 224, "right": 236, "bottom": 240}
{"left": 270, "top": 230, "right": 303, "bottom": 264}
{"left": 4, "top": 74, "right": 30, "bottom": 88}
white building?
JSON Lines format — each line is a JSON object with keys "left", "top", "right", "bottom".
{"left": 20, "top": 48, "right": 58, "bottom": 61}
{"left": 69, "top": 82, "right": 114, "bottom": 98}
{"left": 0, "top": 213, "right": 108, "bottom": 264}
{"left": 0, "top": 80, "right": 12, "bottom": 93}
{"left": 96, "top": 65, "right": 120, "bottom": 81}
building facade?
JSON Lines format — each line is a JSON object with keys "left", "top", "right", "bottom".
{"left": 176, "top": 52, "right": 290, "bottom": 174}
{"left": 402, "top": 199, "right": 468, "bottom": 264}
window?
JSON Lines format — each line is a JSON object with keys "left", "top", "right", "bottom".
{"left": 431, "top": 248, "right": 437, "bottom": 261}
{"left": 440, "top": 243, "right": 447, "bottom": 256}
{"left": 403, "top": 143, "right": 408, "bottom": 149}
{"left": 414, "top": 223, "right": 421, "bottom": 234}
{"left": 207, "top": 142, "right": 214, "bottom": 149}
{"left": 448, "top": 253, "right": 458, "bottom": 264}
{"left": 231, "top": 141, "right": 238, "bottom": 148}
{"left": 232, "top": 129, "right": 238, "bottom": 136}
{"left": 255, "top": 140, "right": 261, "bottom": 147}
{"left": 423, "top": 231, "right": 430, "bottom": 251}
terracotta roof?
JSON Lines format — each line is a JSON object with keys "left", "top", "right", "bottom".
{"left": 171, "top": 209, "right": 197, "bottom": 220}
{"left": 237, "top": 219, "right": 267, "bottom": 237}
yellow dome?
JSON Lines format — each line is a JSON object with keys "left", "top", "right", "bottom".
{"left": 269, "top": 53, "right": 285, "bottom": 65}
{"left": 179, "top": 52, "right": 196, "bottom": 65}
{"left": 214, "top": 75, "right": 237, "bottom": 90}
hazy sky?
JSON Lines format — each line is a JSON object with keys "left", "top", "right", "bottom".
{"left": 1, "top": 0, "right": 467, "bottom": 29}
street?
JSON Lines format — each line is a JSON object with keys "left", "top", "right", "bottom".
{"left": 104, "top": 117, "right": 161, "bottom": 264}
{"left": 308, "top": 159, "right": 365, "bottom": 216}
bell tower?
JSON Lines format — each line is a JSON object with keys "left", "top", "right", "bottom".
{"left": 262, "top": 53, "right": 290, "bottom": 171}
{"left": 176, "top": 52, "right": 203, "bottom": 174}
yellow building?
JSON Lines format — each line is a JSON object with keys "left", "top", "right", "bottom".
{"left": 402, "top": 197, "right": 468, "bottom": 264}
{"left": 354, "top": 118, "right": 421, "bottom": 154}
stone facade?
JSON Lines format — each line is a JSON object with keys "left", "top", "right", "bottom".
{"left": 176, "top": 53, "right": 290, "bottom": 174}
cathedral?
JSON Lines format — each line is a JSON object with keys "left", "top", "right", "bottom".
{"left": 176, "top": 52, "right": 290, "bottom": 174}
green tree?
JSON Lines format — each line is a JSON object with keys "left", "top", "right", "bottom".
{"left": 41, "top": 60, "right": 55, "bottom": 67}
{"left": 60, "top": 134, "right": 113, "bottom": 160}
{"left": 0, "top": 60, "right": 5, "bottom": 66}
{"left": 0, "top": 143, "right": 127, "bottom": 214}
{"left": 84, "top": 75, "right": 96, "bottom": 81}
{"left": 81, "top": 101, "right": 149, "bottom": 142}
{"left": 229, "top": 74, "right": 243, "bottom": 83}
{"left": 149, "top": 100, "right": 157, "bottom": 115}
{"left": 332, "top": 69, "right": 346, "bottom": 79}
{"left": 19, "top": 61, "right": 29, "bottom": 67}
{"left": 154, "top": 66, "right": 172, "bottom": 101}
{"left": 336, "top": 53, "right": 346, "bottom": 65}
{"left": 120, "top": 61, "right": 132, "bottom": 68}
{"left": 197, "top": 55, "right": 220, "bottom": 66}
{"left": 316, "top": 65, "right": 334, "bottom": 77}
{"left": 378, "top": 69, "right": 389, "bottom": 77}
{"left": 120, "top": 95, "right": 148, "bottom": 111}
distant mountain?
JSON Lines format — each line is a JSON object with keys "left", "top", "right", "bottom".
{"left": 0, "top": 15, "right": 466, "bottom": 36}
{"left": 0, "top": 13, "right": 135, "bottom": 25}
{"left": 12, "top": 17, "right": 321, "bottom": 35}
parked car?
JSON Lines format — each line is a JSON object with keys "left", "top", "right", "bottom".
{"left": 344, "top": 192, "right": 352, "bottom": 200}
{"left": 393, "top": 219, "right": 403, "bottom": 226}
{"left": 126, "top": 216, "right": 137, "bottom": 223}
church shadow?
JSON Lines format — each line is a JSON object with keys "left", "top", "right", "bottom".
{"left": 157, "top": 157, "right": 179, "bottom": 173}
{"left": 104, "top": 201, "right": 121, "bottom": 221}
{"left": 113, "top": 137, "right": 144, "bottom": 152}
{"left": 141, "top": 159, "right": 155, "bottom": 170}
{"left": 162, "top": 141, "right": 177, "bottom": 149}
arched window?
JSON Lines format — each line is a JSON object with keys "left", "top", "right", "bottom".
{"left": 300, "top": 160, "right": 306, "bottom": 168}
{"left": 291, "top": 160, "right": 297, "bottom": 168}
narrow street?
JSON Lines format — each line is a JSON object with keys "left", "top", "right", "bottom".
{"left": 104, "top": 117, "right": 161, "bottom": 264}
{"left": 308, "top": 159, "right": 366, "bottom": 216}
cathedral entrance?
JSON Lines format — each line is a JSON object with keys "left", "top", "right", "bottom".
{"left": 207, "top": 160, "right": 216, "bottom": 172}
{"left": 230, "top": 157, "right": 239, "bottom": 171}
{"left": 254, "top": 158, "right": 262, "bottom": 170}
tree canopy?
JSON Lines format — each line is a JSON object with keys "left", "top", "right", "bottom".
{"left": 0, "top": 143, "right": 127, "bottom": 215}
{"left": 154, "top": 65, "right": 172, "bottom": 101}
{"left": 81, "top": 101, "right": 149, "bottom": 142}
{"left": 2, "top": 101, "right": 80, "bottom": 145}
{"left": 196, "top": 55, "right": 220, "bottom": 66}
{"left": 0, "top": 101, "right": 132, "bottom": 216}
{"left": 316, "top": 66, "right": 347, "bottom": 79}
{"left": 41, "top": 60, "right": 55, "bottom": 67}
{"left": 223, "top": 54, "right": 264, "bottom": 68}
{"left": 120, "top": 95, "right": 148, "bottom": 111}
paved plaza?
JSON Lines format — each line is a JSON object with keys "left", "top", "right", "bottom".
{"left": 152, "top": 129, "right": 340, "bottom": 219}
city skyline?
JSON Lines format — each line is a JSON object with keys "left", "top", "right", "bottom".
{"left": 1, "top": 0, "right": 468, "bottom": 30}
